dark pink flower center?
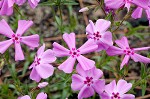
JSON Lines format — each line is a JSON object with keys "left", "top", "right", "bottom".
{"left": 84, "top": 77, "right": 93, "bottom": 86}
{"left": 93, "top": 31, "right": 102, "bottom": 41}
{"left": 34, "top": 57, "right": 41, "bottom": 66}
{"left": 111, "top": 92, "right": 120, "bottom": 99}
{"left": 69, "top": 48, "right": 80, "bottom": 58}
{"left": 12, "top": 34, "right": 22, "bottom": 43}
{"left": 123, "top": 47, "right": 134, "bottom": 55}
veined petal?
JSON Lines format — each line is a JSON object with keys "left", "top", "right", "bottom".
{"left": 78, "top": 85, "right": 95, "bottom": 99}
{"left": 117, "top": 79, "right": 132, "bottom": 95}
{"left": 131, "top": 7, "right": 143, "bottom": 19}
{"left": 131, "top": 0, "right": 149, "bottom": 9}
{"left": 0, "top": 39, "right": 13, "bottom": 54}
{"left": 53, "top": 42, "right": 70, "bottom": 57}
{"left": 78, "top": 39, "right": 98, "bottom": 54}
{"left": 30, "top": 68, "right": 41, "bottom": 82}
{"left": 16, "top": 20, "right": 33, "bottom": 36}
{"left": 21, "top": 34, "right": 39, "bottom": 49}
{"left": 131, "top": 53, "right": 150, "bottom": 63}
{"left": 76, "top": 63, "right": 87, "bottom": 77}
{"left": 101, "top": 31, "right": 113, "bottom": 47}
{"left": 90, "top": 67, "right": 103, "bottom": 79}
{"left": 41, "top": 49, "right": 56, "bottom": 64}
{"left": 105, "top": 80, "right": 117, "bottom": 95}
{"left": 120, "top": 55, "right": 130, "bottom": 69}
{"left": 105, "top": 0, "right": 124, "bottom": 9}
{"left": 115, "top": 37, "right": 129, "bottom": 49}
{"left": 15, "top": 43, "right": 24, "bottom": 61}
{"left": 63, "top": 33, "right": 76, "bottom": 49}
{"left": 121, "top": 94, "right": 135, "bottom": 99}
{"left": 71, "top": 74, "right": 84, "bottom": 91}
{"left": 95, "top": 19, "right": 111, "bottom": 32}
{"left": 0, "top": 19, "right": 14, "bottom": 38}
{"left": 92, "top": 80, "right": 105, "bottom": 94}
{"left": 134, "top": 47, "right": 150, "bottom": 51}
{"left": 36, "top": 92, "right": 47, "bottom": 99}
{"left": 86, "top": 20, "right": 95, "bottom": 35}
{"left": 106, "top": 46, "right": 124, "bottom": 56}
{"left": 58, "top": 56, "right": 76, "bottom": 73}
{"left": 36, "top": 64, "right": 54, "bottom": 79}
{"left": 77, "top": 55, "right": 95, "bottom": 71}
{"left": 37, "top": 44, "right": 45, "bottom": 57}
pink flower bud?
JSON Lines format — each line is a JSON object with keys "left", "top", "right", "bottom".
{"left": 38, "top": 82, "right": 48, "bottom": 88}
{"left": 79, "top": 7, "right": 89, "bottom": 12}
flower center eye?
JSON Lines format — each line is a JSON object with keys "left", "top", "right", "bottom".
{"left": 12, "top": 34, "right": 22, "bottom": 43}
{"left": 34, "top": 57, "right": 41, "bottom": 66}
{"left": 15, "top": 37, "right": 18, "bottom": 40}
{"left": 93, "top": 31, "right": 101, "bottom": 41}
{"left": 69, "top": 48, "right": 80, "bottom": 58}
{"left": 84, "top": 77, "right": 93, "bottom": 86}
{"left": 112, "top": 92, "right": 120, "bottom": 99}
{"left": 124, "top": 47, "right": 134, "bottom": 55}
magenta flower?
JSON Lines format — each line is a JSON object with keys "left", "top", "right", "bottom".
{"left": 106, "top": 36, "right": 150, "bottom": 69}
{"left": 0, "top": 19, "right": 39, "bottom": 61}
{"left": 38, "top": 82, "right": 48, "bottom": 88}
{"left": 100, "top": 79, "right": 135, "bottom": 99}
{"left": 18, "top": 92, "right": 47, "bottom": 99}
{"left": 86, "top": 19, "right": 113, "bottom": 51}
{"left": 0, "top": 0, "right": 14, "bottom": 16}
{"left": 71, "top": 64, "right": 105, "bottom": 99}
{"left": 15, "top": 0, "right": 40, "bottom": 9}
{"left": 53, "top": 33, "right": 98, "bottom": 73}
{"left": 29, "top": 44, "right": 56, "bottom": 82}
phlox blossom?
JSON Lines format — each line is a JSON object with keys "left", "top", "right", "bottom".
{"left": 53, "top": 33, "right": 98, "bottom": 73}
{"left": 29, "top": 44, "right": 56, "bottom": 82}
{"left": 0, "top": 19, "right": 39, "bottom": 61}
{"left": 71, "top": 64, "right": 105, "bottom": 99}
{"left": 18, "top": 92, "right": 47, "bottom": 99}
{"left": 106, "top": 36, "right": 150, "bottom": 69}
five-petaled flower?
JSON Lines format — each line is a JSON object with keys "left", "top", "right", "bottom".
{"left": 86, "top": 19, "right": 113, "bottom": 51}
{"left": 0, "top": 19, "right": 39, "bottom": 61}
{"left": 29, "top": 44, "right": 56, "bottom": 82}
{"left": 71, "top": 64, "right": 105, "bottom": 99}
{"left": 100, "top": 79, "right": 135, "bottom": 99}
{"left": 106, "top": 36, "right": 150, "bottom": 69}
{"left": 53, "top": 33, "right": 98, "bottom": 73}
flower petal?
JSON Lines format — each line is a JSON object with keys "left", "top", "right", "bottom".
{"left": 105, "top": 0, "right": 124, "bottom": 9}
{"left": 131, "top": 53, "right": 150, "bottom": 63}
{"left": 106, "top": 46, "right": 124, "bottom": 56}
{"left": 100, "top": 92, "right": 111, "bottom": 99}
{"left": 19, "top": 95, "right": 31, "bottom": 99}
{"left": 90, "top": 67, "right": 103, "bottom": 79}
{"left": 63, "top": 33, "right": 76, "bottom": 49}
{"left": 16, "top": 20, "right": 33, "bottom": 36}
{"left": 37, "top": 44, "right": 45, "bottom": 57}
{"left": 41, "top": 49, "right": 56, "bottom": 64}
{"left": 58, "top": 56, "right": 76, "bottom": 73}
{"left": 134, "top": 47, "right": 150, "bottom": 51}
{"left": 78, "top": 39, "right": 98, "bottom": 54}
{"left": 0, "top": 19, "right": 14, "bottom": 38}
{"left": 131, "top": 7, "right": 143, "bottom": 19}
{"left": 15, "top": 0, "right": 26, "bottom": 6}
{"left": 76, "top": 63, "right": 87, "bottom": 77}
{"left": 36, "top": 64, "right": 54, "bottom": 79}
{"left": 21, "top": 34, "right": 39, "bottom": 49}
{"left": 117, "top": 79, "right": 132, "bottom": 95}
{"left": 0, "top": 39, "right": 13, "bottom": 54}
{"left": 86, "top": 20, "right": 95, "bottom": 35}
{"left": 95, "top": 19, "right": 111, "bottom": 32}
{"left": 77, "top": 55, "right": 95, "bottom": 71}
{"left": 120, "top": 55, "right": 130, "bottom": 69}
{"left": 71, "top": 74, "right": 84, "bottom": 91}
{"left": 15, "top": 43, "right": 24, "bottom": 61}
{"left": 53, "top": 42, "right": 70, "bottom": 57}
{"left": 30, "top": 68, "right": 41, "bottom": 82}
{"left": 115, "top": 37, "right": 129, "bottom": 49}
{"left": 101, "top": 31, "right": 113, "bottom": 47}
{"left": 92, "top": 79, "right": 105, "bottom": 94}
{"left": 105, "top": 80, "right": 117, "bottom": 95}
{"left": 36, "top": 92, "right": 47, "bottom": 99}
{"left": 121, "top": 94, "right": 135, "bottom": 99}
{"left": 78, "top": 85, "right": 95, "bottom": 99}
{"left": 131, "top": 0, "right": 149, "bottom": 9}
{"left": 28, "top": 0, "right": 40, "bottom": 9}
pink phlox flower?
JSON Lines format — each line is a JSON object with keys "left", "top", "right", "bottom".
{"left": 86, "top": 19, "right": 113, "bottom": 51}
{"left": 15, "top": 0, "right": 40, "bottom": 9}
{"left": 106, "top": 36, "right": 150, "bottom": 69}
{"left": 0, "top": 0, "right": 14, "bottom": 16}
{"left": 100, "top": 79, "right": 135, "bottom": 99}
{"left": 18, "top": 92, "right": 47, "bottom": 99}
{"left": 0, "top": 19, "right": 39, "bottom": 61}
{"left": 29, "top": 44, "right": 56, "bottom": 82}
{"left": 71, "top": 64, "right": 105, "bottom": 99}
{"left": 104, "top": 0, "right": 133, "bottom": 11}
{"left": 38, "top": 82, "right": 48, "bottom": 88}
{"left": 53, "top": 33, "right": 98, "bottom": 73}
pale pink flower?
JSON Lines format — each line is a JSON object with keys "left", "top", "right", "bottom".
{"left": 53, "top": 33, "right": 98, "bottom": 73}
{"left": 0, "top": 0, "right": 14, "bottom": 16}
{"left": 18, "top": 92, "right": 47, "bottom": 99}
{"left": 86, "top": 19, "right": 113, "bottom": 51}
{"left": 18, "top": 95, "right": 30, "bottom": 99}
{"left": 106, "top": 36, "right": 150, "bottom": 69}
{"left": 71, "top": 64, "right": 105, "bottom": 99}
{"left": 100, "top": 79, "right": 135, "bottom": 99}
{"left": 38, "top": 82, "right": 48, "bottom": 88}
{"left": 79, "top": 7, "right": 89, "bottom": 12}
{"left": 29, "top": 44, "right": 56, "bottom": 82}
{"left": 0, "top": 19, "right": 39, "bottom": 61}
